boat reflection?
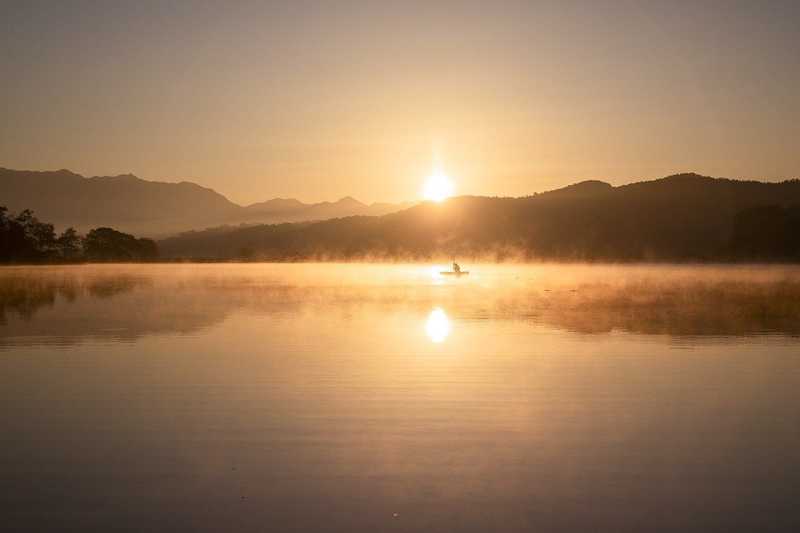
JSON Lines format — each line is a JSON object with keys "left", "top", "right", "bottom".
{"left": 425, "top": 307, "right": 451, "bottom": 343}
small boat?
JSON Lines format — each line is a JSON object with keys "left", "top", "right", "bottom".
{"left": 441, "top": 260, "right": 468, "bottom": 276}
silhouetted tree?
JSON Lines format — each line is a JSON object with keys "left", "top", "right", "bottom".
{"left": 84, "top": 227, "right": 158, "bottom": 261}
{"left": 56, "top": 227, "right": 82, "bottom": 260}
{"left": 0, "top": 206, "right": 58, "bottom": 261}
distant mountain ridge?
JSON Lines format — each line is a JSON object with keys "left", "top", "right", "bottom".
{"left": 0, "top": 168, "right": 413, "bottom": 237}
{"left": 159, "top": 173, "right": 800, "bottom": 262}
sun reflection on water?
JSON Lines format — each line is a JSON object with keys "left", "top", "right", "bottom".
{"left": 425, "top": 307, "right": 451, "bottom": 343}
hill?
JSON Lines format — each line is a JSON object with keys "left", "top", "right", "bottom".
{"left": 158, "top": 173, "right": 800, "bottom": 262}
{"left": 0, "top": 168, "right": 411, "bottom": 237}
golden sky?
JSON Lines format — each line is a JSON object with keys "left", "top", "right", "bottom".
{"left": 2, "top": 1, "right": 798, "bottom": 204}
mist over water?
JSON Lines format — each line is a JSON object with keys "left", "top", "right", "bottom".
{"left": 2, "top": 264, "right": 799, "bottom": 532}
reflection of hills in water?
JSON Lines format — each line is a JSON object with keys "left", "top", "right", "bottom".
{"left": 0, "top": 268, "right": 230, "bottom": 346}
{"left": 1, "top": 264, "right": 799, "bottom": 347}
{"left": 0, "top": 272, "right": 144, "bottom": 321}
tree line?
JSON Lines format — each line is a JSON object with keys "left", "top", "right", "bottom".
{"left": 0, "top": 206, "right": 158, "bottom": 262}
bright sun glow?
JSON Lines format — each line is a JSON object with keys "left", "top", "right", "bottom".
{"left": 425, "top": 307, "right": 451, "bottom": 343}
{"left": 423, "top": 171, "right": 454, "bottom": 202}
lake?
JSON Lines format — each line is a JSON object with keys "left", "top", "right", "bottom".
{"left": 1, "top": 263, "right": 799, "bottom": 532}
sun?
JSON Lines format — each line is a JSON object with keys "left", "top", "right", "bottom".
{"left": 422, "top": 170, "right": 454, "bottom": 203}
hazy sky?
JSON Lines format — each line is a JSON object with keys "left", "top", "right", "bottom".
{"left": 2, "top": 1, "right": 799, "bottom": 204}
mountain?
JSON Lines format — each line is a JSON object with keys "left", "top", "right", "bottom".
{"left": 0, "top": 168, "right": 412, "bottom": 237}
{"left": 158, "top": 173, "right": 800, "bottom": 261}
{"left": 241, "top": 195, "right": 412, "bottom": 224}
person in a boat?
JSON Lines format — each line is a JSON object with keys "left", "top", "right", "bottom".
{"left": 453, "top": 261, "right": 461, "bottom": 273}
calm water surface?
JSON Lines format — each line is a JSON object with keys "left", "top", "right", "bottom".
{"left": 1, "top": 264, "right": 799, "bottom": 532}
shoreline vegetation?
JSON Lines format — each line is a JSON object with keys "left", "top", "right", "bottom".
{"left": 0, "top": 206, "right": 157, "bottom": 263}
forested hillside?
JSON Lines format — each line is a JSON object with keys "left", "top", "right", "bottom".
{"left": 159, "top": 174, "right": 800, "bottom": 261}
